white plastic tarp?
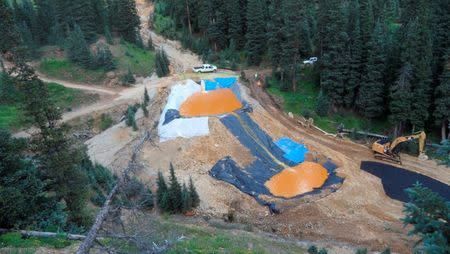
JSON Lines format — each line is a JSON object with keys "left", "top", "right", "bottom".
{"left": 158, "top": 80, "right": 209, "bottom": 142}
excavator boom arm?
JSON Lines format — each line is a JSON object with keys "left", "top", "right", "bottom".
{"left": 389, "top": 131, "right": 426, "bottom": 154}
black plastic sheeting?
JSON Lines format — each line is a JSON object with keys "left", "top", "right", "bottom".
{"left": 210, "top": 111, "right": 343, "bottom": 213}
{"left": 360, "top": 161, "right": 450, "bottom": 202}
{"left": 163, "top": 109, "right": 181, "bottom": 125}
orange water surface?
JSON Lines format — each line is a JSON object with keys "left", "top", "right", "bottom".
{"left": 180, "top": 88, "right": 242, "bottom": 117}
{"left": 265, "top": 162, "right": 328, "bottom": 198}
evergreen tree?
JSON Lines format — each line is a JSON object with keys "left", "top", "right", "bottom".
{"left": 66, "top": 25, "right": 92, "bottom": 68}
{"left": 93, "top": 44, "right": 115, "bottom": 70}
{"left": 389, "top": 64, "right": 413, "bottom": 135}
{"left": 245, "top": 0, "right": 266, "bottom": 65}
{"left": 400, "top": 7, "right": 433, "bottom": 130}
{"left": 156, "top": 171, "right": 170, "bottom": 211}
{"left": 144, "top": 87, "right": 150, "bottom": 105}
{"left": 403, "top": 183, "right": 450, "bottom": 253}
{"left": 266, "top": 0, "right": 283, "bottom": 70}
{"left": 0, "top": 130, "right": 61, "bottom": 229}
{"left": 181, "top": 183, "right": 192, "bottom": 213}
{"left": 121, "top": 68, "right": 136, "bottom": 86}
{"left": 188, "top": 177, "right": 200, "bottom": 208}
{"left": 114, "top": 0, "right": 141, "bottom": 44}
{"left": 125, "top": 104, "right": 137, "bottom": 130}
{"left": 155, "top": 49, "right": 170, "bottom": 77}
{"left": 315, "top": 90, "right": 330, "bottom": 117}
{"left": 433, "top": 52, "right": 450, "bottom": 141}
{"left": 168, "top": 163, "right": 182, "bottom": 213}
{"left": 356, "top": 21, "right": 386, "bottom": 119}
{"left": 0, "top": 0, "right": 19, "bottom": 54}
{"left": 279, "top": 0, "right": 304, "bottom": 92}
{"left": 17, "top": 21, "right": 37, "bottom": 58}
{"left": 227, "top": 0, "right": 245, "bottom": 49}
{"left": 319, "top": 0, "right": 347, "bottom": 106}
{"left": 205, "top": 0, "right": 227, "bottom": 51}
{"left": 344, "top": 0, "right": 363, "bottom": 108}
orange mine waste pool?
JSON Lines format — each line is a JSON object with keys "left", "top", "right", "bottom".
{"left": 179, "top": 88, "right": 242, "bottom": 117}
{"left": 265, "top": 162, "right": 329, "bottom": 198}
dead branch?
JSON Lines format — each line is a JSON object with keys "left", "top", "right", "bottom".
{"left": 76, "top": 131, "right": 150, "bottom": 254}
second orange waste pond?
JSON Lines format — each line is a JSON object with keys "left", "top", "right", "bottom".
{"left": 265, "top": 161, "right": 329, "bottom": 198}
{"left": 180, "top": 88, "right": 242, "bottom": 117}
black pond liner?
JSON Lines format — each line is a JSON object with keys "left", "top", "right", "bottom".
{"left": 210, "top": 111, "right": 343, "bottom": 213}
{"left": 360, "top": 161, "right": 450, "bottom": 202}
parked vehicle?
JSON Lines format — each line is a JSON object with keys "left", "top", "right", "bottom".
{"left": 192, "top": 64, "right": 218, "bottom": 73}
{"left": 303, "top": 57, "right": 318, "bottom": 65}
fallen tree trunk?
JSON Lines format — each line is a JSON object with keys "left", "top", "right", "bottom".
{"left": 0, "top": 228, "right": 95, "bottom": 241}
{"left": 76, "top": 131, "right": 150, "bottom": 254}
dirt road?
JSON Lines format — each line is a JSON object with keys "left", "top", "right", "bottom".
{"left": 136, "top": 0, "right": 202, "bottom": 73}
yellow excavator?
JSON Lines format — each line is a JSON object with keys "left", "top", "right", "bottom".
{"left": 372, "top": 131, "right": 428, "bottom": 164}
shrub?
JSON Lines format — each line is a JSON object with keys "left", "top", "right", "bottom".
{"left": 92, "top": 45, "right": 116, "bottom": 71}
{"left": 155, "top": 49, "right": 170, "bottom": 77}
{"left": 307, "top": 245, "right": 318, "bottom": 254}
{"left": 99, "top": 113, "right": 113, "bottom": 131}
{"left": 318, "top": 248, "right": 327, "bottom": 254}
{"left": 121, "top": 68, "right": 136, "bottom": 86}
{"left": 355, "top": 248, "right": 367, "bottom": 254}
{"left": 125, "top": 105, "right": 138, "bottom": 130}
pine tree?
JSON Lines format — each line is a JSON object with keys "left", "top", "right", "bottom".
{"left": 433, "top": 52, "right": 450, "bottom": 141}
{"left": 93, "top": 44, "right": 115, "bottom": 70}
{"left": 319, "top": 0, "right": 347, "bottom": 106}
{"left": 266, "top": 0, "right": 283, "bottom": 70}
{"left": 114, "top": 0, "right": 141, "bottom": 44}
{"left": 0, "top": 130, "right": 58, "bottom": 229}
{"left": 389, "top": 64, "right": 413, "bottom": 136}
{"left": 0, "top": 0, "right": 19, "bottom": 54}
{"left": 402, "top": 183, "right": 450, "bottom": 253}
{"left": 279, "top": 0, "right": 304, "bottom": 92}
{"left": 121, "top": 68, "right": 135, "bottom": 86}
{"left": 17, "top": 21, "right": 37, "bottom": 58}
{"left": 315, "top": 90, "right": 330, "bottom": 117}
{"left": 245, "top": 0, "right": 266, "bottom": 65}
{"left": 181, "top": 183, "right": 191, "bottom": 213}
{"left": 144, "top": 87, "right": 150, "bottom": 105}
{"left": 356, "top": 21, "right": 386, "bottom": 119}
{"left": 66, "top": 25, "right": 92, "bottom": 68}
{"left": 400, "top": 4, "right": 433, "bottom": 131}
{"left": 227, "top": 0, "right": 245, "bottom": 49}
{"left": 156, "top": 171, "right": 170, "bottom": 211}
{"left": 344, "top": 0, "right": 363, "bottom": 108}
{"left": 168, "top": 163, "right": 182, "bottom": 213}
{"left": 188, "top": 177, "right": 200, "bottom": 208}
{"left": 205, "top": 0, "right": 227, "bottom": 51}
{"left": 155, "top": 49, "right": 170, "bottom": 77}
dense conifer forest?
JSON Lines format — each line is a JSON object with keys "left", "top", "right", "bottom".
{"left": 153, "top": 0, "right": 449, "bottom": 140}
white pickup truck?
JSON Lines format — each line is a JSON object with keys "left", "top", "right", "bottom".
{"left": 303, "top": 57, "right": 318, "bottom": 65}
{"left": 192, "top": 64, "right": 218, "bottom": 73}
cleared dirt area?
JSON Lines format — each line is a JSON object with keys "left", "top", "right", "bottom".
{"left": 108, "top": 75, "right": 449, "bottom": 253}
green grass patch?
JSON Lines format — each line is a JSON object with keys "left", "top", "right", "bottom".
{"left": 0, "top": 233, "right": 72, "bottom": 249}
{"left": 0, "top": 105, "right": 23, "bottom": 130}
{"left": 38, "top": 58, "right": 106, "bottom": 84}
{"left": 0, "top": 83, "right": 97, "bottom": 130}
{"left": 47, "top": 82, "right": 81, "bottom": 110}
{"left": 117, "top": 42, "right": 155, "bottom": 77}
{"left": 267, "top": 77, "right": 389, "bottom": 134}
